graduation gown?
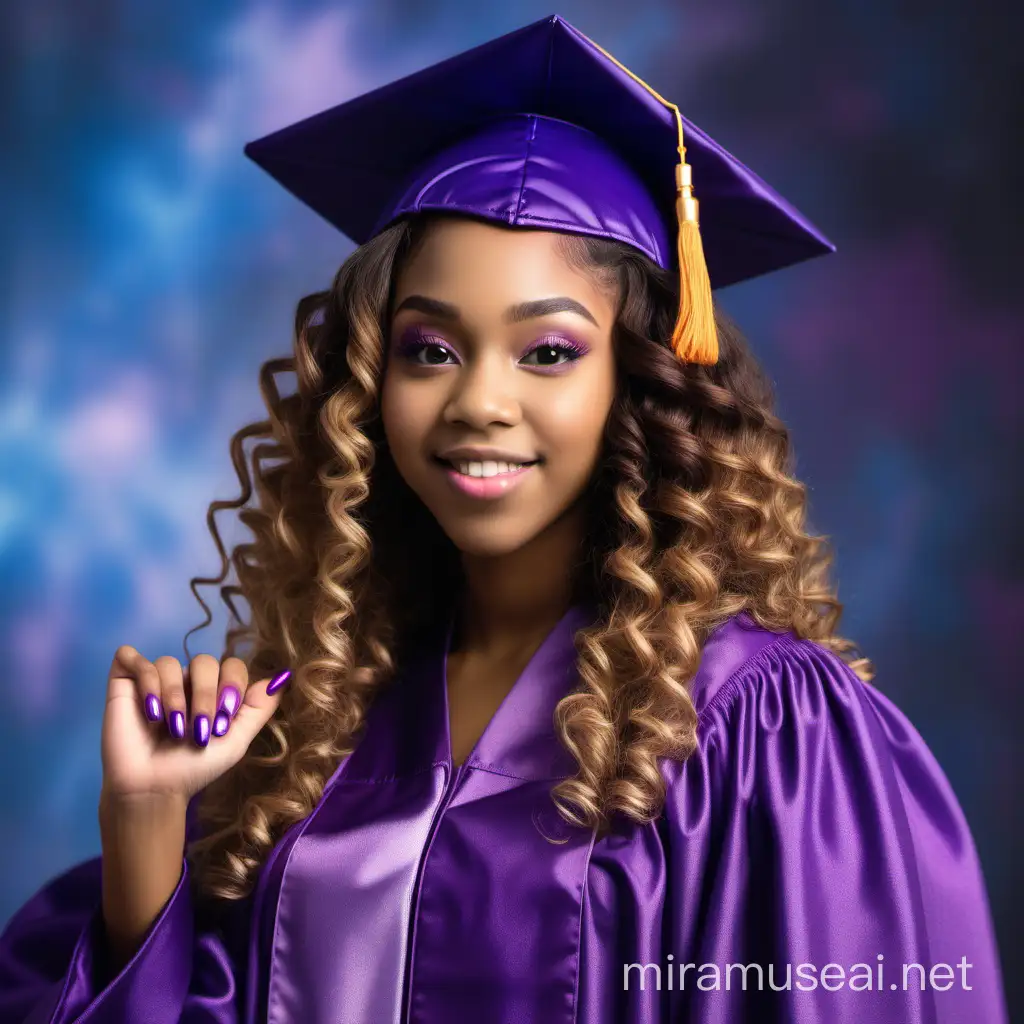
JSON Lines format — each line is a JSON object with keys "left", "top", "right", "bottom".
{"left": 0, "top": 606, "right": 1008, "bottom": 1023}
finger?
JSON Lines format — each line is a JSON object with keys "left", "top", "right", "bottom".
{"left": 187, "top": 654, "right": 221, "bottom": 749}
{"left": 212, "top": 657, "right": 249, "bottom": 739}
{"left": 154, "top": 656, "right": 187, "bottom": 740}
{"left": 108, "top": 645, "right": 159, "bottom": 710}
{"left": 224, "top": 669, "right": 292, "bottom": 749}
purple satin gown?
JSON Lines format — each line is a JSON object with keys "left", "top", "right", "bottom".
{"left": 0, "top": 607, "right": 1008, "bottom": 1022}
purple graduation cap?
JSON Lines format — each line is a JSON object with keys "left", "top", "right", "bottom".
{"left": 243, "top": 14, "right": 835, "bottom": 365}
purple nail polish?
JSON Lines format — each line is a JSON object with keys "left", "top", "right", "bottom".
{"left": 144, "top": 694, "right": 162, "bottom": 722}
{"left": 266, "top": 669, "right": 292, "bottom": 696}
{"left": 213, "top": 711, "right": 230, "bottom": 737}
{"left": 218, "top": 685, "right": 241, "bottom": 718}
{"left": 194, "top": 714, "right": 211, "bottom": 747}
{"left": 169, "top": 710, "right": 186, "bottom": 739}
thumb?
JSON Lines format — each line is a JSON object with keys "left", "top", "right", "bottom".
{"left": 224, "top": 669, "right": 292, "bottom": 749}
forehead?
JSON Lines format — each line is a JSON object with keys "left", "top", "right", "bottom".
{"left": 393, "top": 218, "right": 609, "bottom": 308}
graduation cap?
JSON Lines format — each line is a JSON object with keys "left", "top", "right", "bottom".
{"left": 244, "top": 14, "right": 835, "bottom": 365}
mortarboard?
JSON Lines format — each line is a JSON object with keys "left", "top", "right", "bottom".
{"left": 243, "top": 14, "right": 835, "bottom": 365}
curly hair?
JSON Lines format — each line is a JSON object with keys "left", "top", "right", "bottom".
{"left": 183, "top": 213, "right": 873, "bottom": 903}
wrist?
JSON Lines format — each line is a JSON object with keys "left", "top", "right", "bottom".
{"left": 99, "top": 786, "right": 188, "bottom": 824}
{"left": 98, "top": 790, "right": 189, "bottom": 859}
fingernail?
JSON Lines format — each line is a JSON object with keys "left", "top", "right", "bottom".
{"left": 144, "top": 694, "right": 162, "bottom": 722}
{"left": 194, "top": 714, "right": 211, "bottom": 747}
{"left": 218, "top": 686, "right": 241, "bottom": 718}
{"left": 168, "top": 710, "right": 186, "bottom": 739}
{"left": 212, "top": 711, "right": 230, "bottom": 737}
{"left": 266, "top": 669, "right": 292, "bottom": 696}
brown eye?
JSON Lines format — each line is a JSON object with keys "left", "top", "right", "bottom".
{"left": 422, "top": 344, "right": 452, "bottom": 364}
{"left": 519, "top": 337, "right": 586, "bottom": 367}
{"left": 398, "top": 336, "right": 459, "bottom": 365}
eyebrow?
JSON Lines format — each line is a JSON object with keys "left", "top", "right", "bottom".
{"left": 393, "top": 294, "right": 599, "bottom": 327}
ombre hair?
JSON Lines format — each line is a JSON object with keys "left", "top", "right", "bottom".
{"left": 184, "top": 214, "right": 873, "bottom": 902}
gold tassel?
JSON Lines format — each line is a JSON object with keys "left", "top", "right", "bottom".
{"left": 584, "top": 38, "right": 719, "bottom": 365}
{"left": 671, "top": 149, "right": 718, "bottom": 364}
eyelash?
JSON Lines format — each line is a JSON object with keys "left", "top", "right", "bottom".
{"left": 398, "top": 332, "right": 588, "bottom": 368}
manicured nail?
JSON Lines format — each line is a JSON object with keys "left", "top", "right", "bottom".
{"left": 193, "top": 714, "right": 211, "bottom": 747}
{"left": 266, "top": 669, "right": 292, "bottom": 696}
{"left": 168, "top": 710, "right": 186, "bottom": 740}
{"left": 212, "top": 711, "right": 230, "bottom": 737}
{"left": 144, "top": 694, "right": 162, "bottom": 722}
{"left": 218, "top": 686, "right": 241, "bottom": 718}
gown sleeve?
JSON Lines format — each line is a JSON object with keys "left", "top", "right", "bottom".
{"left": 660, "top": 632, "right": 1008, "bottom": 1023}
{"left": 0, "top": 797, "right": 243, "bottom": 1024}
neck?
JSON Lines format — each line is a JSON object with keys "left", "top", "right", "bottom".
{"left": 455, "top": 506, "right": 584, "bottom": 659}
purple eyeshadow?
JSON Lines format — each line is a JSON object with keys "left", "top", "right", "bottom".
{"left": 391, "top": 325, "right": 590, "bottom": 368}
{"left": 520, "top": 334, "right": 591, "bottom": 367}
{"left": 525, "top": 334, "right": 590, "bottom": 356}
{"left": 393, "top": 325, "right": 455, "bottom": 360}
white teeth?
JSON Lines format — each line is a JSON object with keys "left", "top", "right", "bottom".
{"left": 453, "top": 460, "right": 527, "bottom": 477}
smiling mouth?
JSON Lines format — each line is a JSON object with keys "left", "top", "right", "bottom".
{"left": 431, "top": 456, "right": 541, "bottom": 478}
{"left": 431, "top": 455, "right": 542, "bottom": 499}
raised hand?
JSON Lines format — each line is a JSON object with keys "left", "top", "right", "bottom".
{"left": 100, "top": 647, "right": 291, "bottom": 805}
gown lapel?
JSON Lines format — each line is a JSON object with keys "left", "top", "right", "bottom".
{"left": 339, "top": 600, "right": 598, "bottom": 782}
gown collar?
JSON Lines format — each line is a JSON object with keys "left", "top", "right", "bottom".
{"left": 342, "top": 602, "right": 597, "bottom": 782}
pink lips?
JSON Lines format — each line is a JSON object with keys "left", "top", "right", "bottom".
{"left": 442, "top": 462, "right": 536, "bottom": 498}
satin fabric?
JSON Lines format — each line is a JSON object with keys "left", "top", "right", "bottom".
{"left": 0, "top": 607, "right": 1008, "bottom": 1022}
{"left": 377, "top": 113, "right": 672, "bottom": 270}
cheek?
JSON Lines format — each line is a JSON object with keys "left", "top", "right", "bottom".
{"left": 536, "top": 378, "right": 613, "bottom": 468}
{"left": 380, "top": 378, "right": 427, "bottom": 462}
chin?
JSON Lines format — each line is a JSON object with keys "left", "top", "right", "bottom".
{"left": 435, "top": 517, "right": 542, "bottom": 559}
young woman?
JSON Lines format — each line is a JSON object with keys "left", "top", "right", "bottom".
{"left": 0, "top": 15, "right": 1007, "bottom": 1024}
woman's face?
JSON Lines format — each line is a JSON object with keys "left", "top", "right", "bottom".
{"left": 380, "top": 219, "right": 617, "bottom": 558}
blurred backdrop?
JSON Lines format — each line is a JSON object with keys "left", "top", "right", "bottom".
{"left": 1, "top": 0, "right": 1020, "bottom": 1015}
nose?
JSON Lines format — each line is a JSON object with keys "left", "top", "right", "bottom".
{"left": 442, "top": 355, "right": 521, "bottom": 429}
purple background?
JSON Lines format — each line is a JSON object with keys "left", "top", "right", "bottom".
{"left": 1, "top": 1, "right": 1020, "bottom": 1015}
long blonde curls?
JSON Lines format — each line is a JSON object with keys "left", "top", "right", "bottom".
{"left": 183, "top": 214, "right": 873, "bottom": 903}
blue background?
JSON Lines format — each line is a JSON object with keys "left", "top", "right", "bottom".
{"left": 1, "top": 1, "right": 1020, "bottom": 1015}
